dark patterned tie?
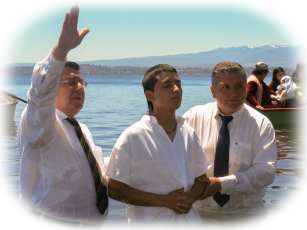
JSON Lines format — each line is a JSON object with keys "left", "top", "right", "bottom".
{"left": 66, "top": 117, "right": 108, "bottom": 215}
{"left": 213, "top": 115, "right": 233, "bottom": 207}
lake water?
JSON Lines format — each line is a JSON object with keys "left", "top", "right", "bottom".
{"left": 0, "top": 74, "right": 303, "bottom": 223}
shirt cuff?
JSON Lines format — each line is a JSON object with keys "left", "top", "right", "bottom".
{"left": 219, "top": 174, "right": 238, "bottom": 194}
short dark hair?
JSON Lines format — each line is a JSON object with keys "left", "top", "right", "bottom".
{"left": 142, "top": 64, "right": 178, "bottom": 112}
{"left": 64, "top": 61, "right": 80, "bottom": 71}
{"left": 212, "top": 61, "right": 246, "bottom": 84}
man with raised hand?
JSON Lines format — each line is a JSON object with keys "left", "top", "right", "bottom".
{"left": 18, "top": 6, "right": 108, "bottom": 224}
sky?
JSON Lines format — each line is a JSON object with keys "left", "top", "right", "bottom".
{"left": 5, "top": 4, "right": 292, "bottom": 63}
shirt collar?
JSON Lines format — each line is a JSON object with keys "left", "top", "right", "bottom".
{"left": 56, "top": 109, "right": 69, "bottom": 121}
{"left": 213, "top": 102, "right": 245, "bottom": 122}
{"left": 142, "top": 113, "right": 185, "bottom": 127}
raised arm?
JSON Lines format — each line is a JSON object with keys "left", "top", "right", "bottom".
{"left": 19, "top": 6, "right": 89, "bottom": 146}
{"left": 53, "top": 5, "right": 89, "bottom": 60}
{"left": 34, "top": 5, "right": 90, "bottom": 95}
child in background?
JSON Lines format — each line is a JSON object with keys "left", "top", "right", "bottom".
{"left": 274, "top": 76, "right": 296, "bottom": 100}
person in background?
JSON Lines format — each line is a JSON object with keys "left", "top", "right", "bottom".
{"left": 246, "top": 62, "right": 276, "bottom": 109}
{"left": 291, "top": 62, "right": 305, "bottom": 103}
{"left": 18, "top": 6, "right": 108, "bottom": 224}
{"left": 268, "top": 67, "right": 285, "bottom": 92}
{"left": 274, "top": 75, "right": 300, "bottom": 107}
{"left": 107, "top": 64, "right": 209, "bottom": 224}
{"left": 183, "top": 61, "right": 277, "bottom": 221}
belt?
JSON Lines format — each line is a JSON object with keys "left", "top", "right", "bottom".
{"left": 27, "top": 210, "right": 101, "bottom": 230}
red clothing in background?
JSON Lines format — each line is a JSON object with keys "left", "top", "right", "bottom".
{"left": 246, "top": 81, "right": 273, "bottom": 107}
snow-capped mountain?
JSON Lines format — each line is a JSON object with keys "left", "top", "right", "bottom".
{"left": 0, "top": 44, "right": 307, "bottom": 68}
{"left": 84, "top": 45, "right": 299, "bottom": 68}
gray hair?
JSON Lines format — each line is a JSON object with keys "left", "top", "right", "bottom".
{"left": 212, "top": 61, "right": 247, "bottom": 84}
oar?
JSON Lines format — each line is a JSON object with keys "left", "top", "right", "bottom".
{"left": 1, "top": 89, "right": 27, "bottom": 104}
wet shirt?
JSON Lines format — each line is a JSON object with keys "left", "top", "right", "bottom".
{"left": 106, "top": 115, "right": 208, "bottom": 224}
{"left": 183, "top": 102, "right": 277, "bottom": 216}
{"left": 18, "top": 54, "right": 105, "bottom": 223}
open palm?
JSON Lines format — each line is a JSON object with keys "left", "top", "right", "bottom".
{"left": 57, "top": 5, "right": 89, "bottom": 54}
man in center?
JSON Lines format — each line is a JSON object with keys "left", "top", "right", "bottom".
{"left": 106, "top": 64, "right": 209, "bottom": 224}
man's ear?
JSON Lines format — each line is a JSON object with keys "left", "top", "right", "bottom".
{"left": 144, "top": 91, "right": 155, "bottom": 103}
{"left": 210, "top": 85, "right": 216, "bottom": 98}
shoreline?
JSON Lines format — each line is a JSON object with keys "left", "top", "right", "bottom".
{"left": 6, "top": 65, "right": 295, "bottom": 77}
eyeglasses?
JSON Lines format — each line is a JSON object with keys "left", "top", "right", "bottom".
{"left": 60, "top": 77, "right": 88, "bottom": 87}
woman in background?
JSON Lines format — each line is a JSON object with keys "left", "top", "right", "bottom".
{"left": 268, "top": 67, "right": 285, "bottom": 92}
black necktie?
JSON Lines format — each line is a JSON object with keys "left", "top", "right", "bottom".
{"left": 66, "top": 117, "right": 108, "bottom": 215}
{"left": 213, "top": 115, "right": 233, "bottom": 207}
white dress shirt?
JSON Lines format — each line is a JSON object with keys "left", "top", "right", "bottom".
{"left": 106, "top": 114, "right": 208, "bottom": 224}
{"left": 183, "top": 102, "right": 277, "bottom": 217}
{"left": 18, "top": 54, "right": 105, "bottom": 223}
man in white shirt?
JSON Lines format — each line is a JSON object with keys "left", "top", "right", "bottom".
{"left": 183, "top": 61, "right": 277, "bottom": 220}
{"left": 107, "top": 64, "right": 209, "bottom": 224}
{"left": 18, "top": 6, "right": 107, "bottom": 224}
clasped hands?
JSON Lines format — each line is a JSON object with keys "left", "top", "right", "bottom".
{"left": 165, "top": 176, "right": 221, "bottom": 214}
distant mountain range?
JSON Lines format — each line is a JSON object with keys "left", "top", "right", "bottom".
{"left": 8, "top": 45, "right": 299, "bottom": 75}
{"left": 83, "top": 45, "right": 299, "bottom": 68}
